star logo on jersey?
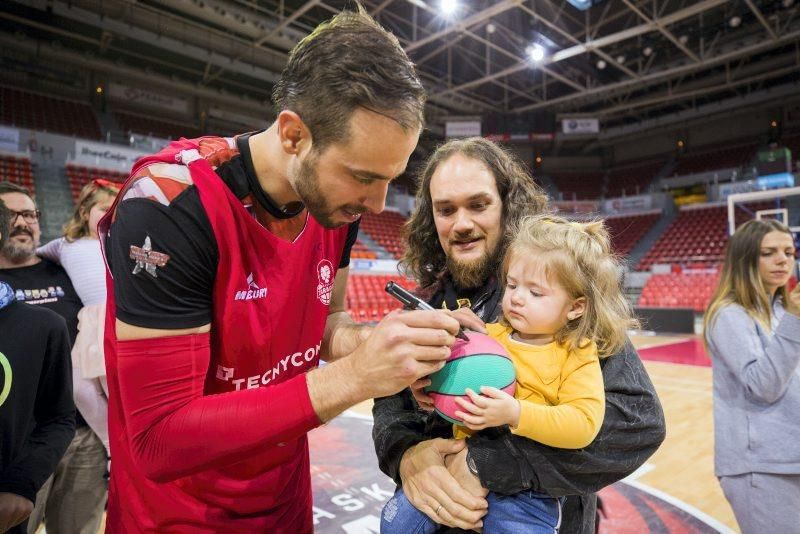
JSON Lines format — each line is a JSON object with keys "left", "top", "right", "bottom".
{"left": 129, "top": 236, "right": 171, "bottom": 278}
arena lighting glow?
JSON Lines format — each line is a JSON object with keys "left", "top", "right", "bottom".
{"left": 440, "top": 0, "right": 459, "bottom": 16}
{"left": 596, "top": 59, "right": 607, "bottom": 69}
{"left": 527, "top": 45, "right": 545, "bottom": 62}
{"left": 643, "top": 46, "right": 653, "bottom": 57}
{"left": 729, "top": 15, "right": 742, "bottom": 28}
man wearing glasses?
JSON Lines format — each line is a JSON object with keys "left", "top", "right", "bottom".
{"left": 0, "top": 182, "right": 106, "bottom": 534}
{"left": 0, "top": 183, "right": 81, "bottom": 333}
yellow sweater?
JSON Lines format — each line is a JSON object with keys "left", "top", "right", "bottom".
{"left": 453, "top": 323, "right": 605, "bottom": 449}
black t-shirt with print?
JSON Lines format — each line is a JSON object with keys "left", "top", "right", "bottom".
{"left": 0, "top": 259, "right": 83, "bottom": 343}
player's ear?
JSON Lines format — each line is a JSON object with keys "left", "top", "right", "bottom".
{"left": 277, "top": 111, "right": 312, "bottom": 156}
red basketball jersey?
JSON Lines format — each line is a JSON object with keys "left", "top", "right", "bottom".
{"left": 100, "top": 137, "right": 349, "bottom": 532}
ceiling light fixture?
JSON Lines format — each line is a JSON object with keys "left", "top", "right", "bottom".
{"left": 527, "top": 45, "right": 545, "bottom": 62}
{"left": 440, "top": 0, "right": 459, "bottom": 16}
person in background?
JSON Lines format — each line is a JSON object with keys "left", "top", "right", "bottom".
{"left": 705, "top": 219, "right": 800, "bottom": 533}
{"left": 0, "top": 181, "right": 105, "bottom": 534}
{"left": 101, "top": 7, "right": 462, "bottom": 532}
{"left": 381, "top": 215, "right": 638, "bottom": 533}
{"left": 38, "top": 179, "right": 119, "bottom": 460}
{"left": 0, "top": 198, "right": 76, "bottom": 534}
{"left": 372, "top": 138, "right": 666, "bottom": 533}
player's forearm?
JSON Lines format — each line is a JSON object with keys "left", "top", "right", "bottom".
{"left": 117, "top": 334, "right": 322, "bottom": 482}
{"left": 307, "top": 355, "right": 371, "bottom": 422}
{"left": 321, "top": 311, "right": 372, "bottom": 362}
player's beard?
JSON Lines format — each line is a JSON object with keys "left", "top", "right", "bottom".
{"left": 294, "top": 151, "right": 365, "bottom": 229}
{"left": 446, "top": 238, "right": 502, "bottom": 289}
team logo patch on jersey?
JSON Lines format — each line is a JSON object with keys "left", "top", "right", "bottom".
{"left": 234, "top": 273, "right": 267, "bottom": 301}
{"left": 316, "top": 259, "right": 334, "bottom": 306}
{"left": 130, "top": 236, "right": 171, "bottom": 277}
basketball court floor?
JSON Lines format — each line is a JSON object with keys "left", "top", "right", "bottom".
{"left": 307, "top": 333, "right": 738, "bottom": 533}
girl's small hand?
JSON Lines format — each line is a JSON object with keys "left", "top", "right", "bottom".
{"left": 453, "top": 387, "right": 520, "bottom": 430}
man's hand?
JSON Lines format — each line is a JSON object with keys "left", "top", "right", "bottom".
{"left": 398, "top": 438, "right": 487, "bottom": 530}
{"left": 349, "top": 310, "right": 460, "bottom": 400}
{"left": 454, "top": 387, "right": 520, "bottom": 430}
{"left": 408, "top": 307, "right": 486, "bottom": 411}
{"left": 443, "top": 307, "right": 487, "bottom": 335}
{"left": 0, "top": 492, "right": 34, "bottom": 532}
{"left": 410, "top": 378, "right": 435, "bottom": 411}
{"left": 445, "top": 447, "right": 488, "bottom": 499}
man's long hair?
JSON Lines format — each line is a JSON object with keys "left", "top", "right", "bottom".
{"left": 401, "top": 137, "right": 549, "bottom": 288}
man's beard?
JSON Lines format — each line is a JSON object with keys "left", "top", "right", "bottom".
{"left": 293, "top": 152, "right": 365, "bottom": 229}
{"left": 446, "top": 240, "right": 501, "bottom": 289}
{"left": 1, "top": 228, "right": 38, "bottom": 264}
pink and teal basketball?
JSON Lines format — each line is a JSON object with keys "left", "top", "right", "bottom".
{"left": 424, "top": 332, "right": 516, "bottom": 424}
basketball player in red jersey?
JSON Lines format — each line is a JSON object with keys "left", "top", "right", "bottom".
{"left": 99, "top": 9, "right": 461, "bottom": 532}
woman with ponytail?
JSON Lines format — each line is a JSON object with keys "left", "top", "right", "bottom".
{"left": 37, "top": 180, "right": 118, "bottom": 462}
{"left": 705, "top": 219, "right": 800, "bottom": 533}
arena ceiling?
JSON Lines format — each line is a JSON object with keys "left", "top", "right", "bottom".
{"left": 2, "top": 0, "right": 800, "bottom": 132}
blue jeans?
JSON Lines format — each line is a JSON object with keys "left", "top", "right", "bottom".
{"left": 381, "top": 487, "right": 562, "bottom": 534}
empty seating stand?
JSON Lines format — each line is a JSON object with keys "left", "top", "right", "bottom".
{"left": 358, "top": 211, "right": 407, "bottom": 259}
{"left": 0, "top": 154, "right": 35, "bottom": 196}
{"left": 636, "top": 202, "right": 773, "bottom": 271}
{"left": 0, "top": 86, "right": 101, "bottom": 140}
{"left": 550, "top": 171, "right": 604, "bottom": 200}
{"left": 605, "top": 162, "right": 662, "bottom": 198}
{"left": 114, "top": 112, "right": 203, "bottom": 140}
{"left": 347, "top": 274, "right": 412, "bottom": 323}
{"left": 672, "top": 142, "right": 757, "bottom": 176}
{"left": 66, "top": 164, "right": 128, "bottom": 202}
{"left": 639, "top": 272, "right": 721, "bottom": 312}
{"left": 350, "top": 239, "right": 377, "bottom": 260}
{"left": 604, "top": 212, "right": 661, "bottom": 257}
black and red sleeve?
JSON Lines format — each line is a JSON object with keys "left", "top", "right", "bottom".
{"left": 107, "top": 187, "right": 217, "bottom": 330}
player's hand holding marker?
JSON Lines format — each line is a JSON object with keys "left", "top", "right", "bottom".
{"left": 349, "top": 309, "right": 461, "bottom": 399}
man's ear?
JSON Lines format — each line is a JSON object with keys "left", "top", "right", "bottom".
{"left": 276, "top": 110, "right": 312, "bottom": 156}
{"left": 567, "top": 297, "right": 586, "bottom": 321}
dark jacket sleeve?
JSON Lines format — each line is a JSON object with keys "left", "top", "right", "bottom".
{"left": 467, "top": 340, "right": 666, "bottom": 497}
{"left": 372, "top": 389, "right": 431, "bottom": 484}
{"left": 0, "top": 319, "right": 75, "bottom": 502}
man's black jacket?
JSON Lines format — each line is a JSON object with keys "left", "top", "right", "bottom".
{"left": 372, "top": 275, "right": 666, "bottom": 534}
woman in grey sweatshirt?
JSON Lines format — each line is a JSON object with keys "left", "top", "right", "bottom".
{"left": 704, "top": 219, "right": 800, "bottom": 533}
